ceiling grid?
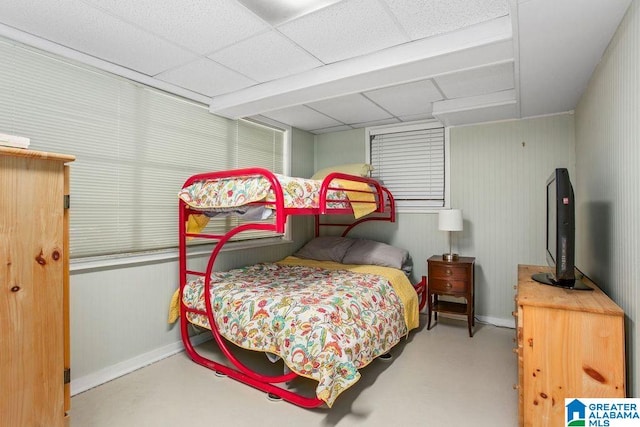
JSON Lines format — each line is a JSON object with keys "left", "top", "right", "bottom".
{"left": 0, "top": 0, "right": 632, "bottom": 132}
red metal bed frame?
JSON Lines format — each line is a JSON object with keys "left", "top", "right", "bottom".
{"left": 178, "top": 167, "right": 427, "bottom": 408}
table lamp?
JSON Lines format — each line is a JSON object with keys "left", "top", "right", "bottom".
{"left": 438, "top": 209, "right": 463, "bottom": 261}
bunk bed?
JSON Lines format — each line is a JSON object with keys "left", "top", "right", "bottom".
{"left": 175, "top": 167, "right": 427, "bottom": 408}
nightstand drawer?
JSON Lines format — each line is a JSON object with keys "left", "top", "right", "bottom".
{"left": 429, "top": 264, "right": 469, "bottom": 280}
{"left": 429, "top": 278, "right": 467, "bottom": 294}
{"left": 427, "top": 255, "right": 475, "bottom": 336}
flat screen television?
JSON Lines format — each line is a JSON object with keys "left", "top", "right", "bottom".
{"left": 532, "top": 168, "right": 591, "bottom": 290}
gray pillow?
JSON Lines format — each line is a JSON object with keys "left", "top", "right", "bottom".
{"left": 294, "top": 236, "right": 355, "bottom": 263}
{"left": 342, "top": 239, "right": 409, "bottom": 270}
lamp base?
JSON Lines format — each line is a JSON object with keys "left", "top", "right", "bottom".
{"left": 442, "top": 253, "right": 459, "bottom": 261}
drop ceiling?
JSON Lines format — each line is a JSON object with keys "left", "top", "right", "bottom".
{"left": 0, "top": 0, "right": 632, "bottom": 133}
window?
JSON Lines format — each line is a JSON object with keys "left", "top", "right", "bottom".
{"left": 0, "top": 38, "right": 287, "bottom": 258}
{"left": 366, "top": 121, "right": 448, "bottom": 211}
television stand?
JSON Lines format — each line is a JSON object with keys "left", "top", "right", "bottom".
{"left": 531, "top": 272, "right": 593, "bottom": 290}
{"left": 515, "top": 265, "right": 625, "bottom": 426}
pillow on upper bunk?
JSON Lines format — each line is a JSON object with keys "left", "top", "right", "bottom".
{"left": 293, "top": 236, "right": 356, "bottom": 263}
{"left": 342, "top": 239, "right": 410, "bottom": 271}
{"left": 310, "top": 163, "right": 373, "bottom": 180}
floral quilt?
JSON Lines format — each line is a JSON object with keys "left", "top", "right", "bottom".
{"left": 181, "top": 263, "right": 408, "bottom": 407}
{"left": 178, "top": 174, "right": 350, "bottom": 211}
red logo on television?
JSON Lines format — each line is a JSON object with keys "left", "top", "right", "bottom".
{"left": 563, "top": 197, "right": 570, "bottom": 205}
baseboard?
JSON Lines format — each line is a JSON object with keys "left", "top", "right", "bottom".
{"left": 71, "top": 333, "right": 213, "bottom": 396}
{"left": 422, "top": 310, "right": 516, "bottom": 329}
{"left": 476, "top": 314, "right": 515, "bottom": 329}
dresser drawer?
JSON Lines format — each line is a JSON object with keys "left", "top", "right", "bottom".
{"left": 429, "top": 264, "right": 469, "bottom": 280}
{"left": 429, "top": 278, "right": 467, "bottom": 294}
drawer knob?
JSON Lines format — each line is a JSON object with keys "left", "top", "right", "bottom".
{"left": 446, "top": 269, "right": 452, "bottom": 275}
{"left": 445, "top": 282, "right": 452, "bottom": 288}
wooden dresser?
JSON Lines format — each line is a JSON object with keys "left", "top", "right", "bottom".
{"left": 0, "top": 147, "right": 75, "bottom": 426}
{"left": 515, "top": 265, "right": 626, "bottom": 427}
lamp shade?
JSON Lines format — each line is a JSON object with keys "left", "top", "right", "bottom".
{"left": 438, "top": 209, "right": 463, "bottom": 231}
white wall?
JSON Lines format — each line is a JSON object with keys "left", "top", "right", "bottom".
{"left": 70, "top": 129, "right": 316, "bottom": 394}
{"left": 315, "top": 114, "right": 576, "bottom": 325}
{"left": 574, "top": 0, "right": 639, "bottom": 397}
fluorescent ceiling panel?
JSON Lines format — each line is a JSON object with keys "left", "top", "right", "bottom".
{"left": 209, "top": 31, "right": 322, "bottom": 83}
{"left": 155, "top": 58, "right": 256, "bottom": 97}
{"left": 82, "top": 0, "right": 268, "bottom": 55}
{"left": 278, "top": 0, "right": 408, "bottom": 63}
{"left": 237, "top": 0, "right": 342, "bottom": 25}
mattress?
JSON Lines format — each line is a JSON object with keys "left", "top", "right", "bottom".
{"left": 178, "top": 173, "right": 377, "bottom": 219}
{"left": 177, "top": 258, "right": 416, "bottom": 407}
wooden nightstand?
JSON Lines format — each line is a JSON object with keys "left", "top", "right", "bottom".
{"left": 427, "top": 255, "right": 476, "bottom": 337}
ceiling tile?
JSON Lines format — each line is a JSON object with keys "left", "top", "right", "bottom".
{"left": 383, "top": 0, "right": 510, "bottom": 41}
{"left": 209, "top": 31, "right": 322, "bottom": 83}
{"left": 350, "top": 117, "right": 400, "bottom": 129}
{"left": 398, "top": 112, "right": 435, "bottom": 122}
{"left": 434, "top": 62, "right": 514, "bottom": 99}
{"left": 432, "top": 89, "right": 517, "bottom": 126}
{"left": 364, "top": 80, "right": 442, "bottom": 116}
{"left": 261, "top": 105, "right": 342, "bottom": 131}
{"left": 435, "top": 101, "right": 517, "bottom": 127}
{"left": 155, "top": 59, "right": 256, "bottom": 97}
{"left": 83, "top": 0, "right": 269, "bottom": 54}
{"left": 0, "top": 0, "right": 197, "bottom": 75}
{"left": 278, "top": 0, "right": 409, "bottom": 64}
{"left": 311, "top": 125, "right": 354, "bottom": 134}
{"left": 308, "top": 93, "right": 393, "bottom": 124}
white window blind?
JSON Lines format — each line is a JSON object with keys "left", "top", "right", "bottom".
{"left": 0, "top": 38, "right": 285, "bottom": 258}
{"left": 369, "top": 124, "right": 446, "bottom": 209}
{"left": 222, "top": 119, "right": 285, "bottom": 238}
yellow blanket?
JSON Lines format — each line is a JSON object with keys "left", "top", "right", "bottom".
{"left": 168, "top": 257, "right": 419, "bottom": 332}
{"left": 334, "top": 179, "right": 377, "bottom": 219}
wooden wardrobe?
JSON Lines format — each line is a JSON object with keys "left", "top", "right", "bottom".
{"left": 0, "top": 147, "right": 75, "bottom": 426}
